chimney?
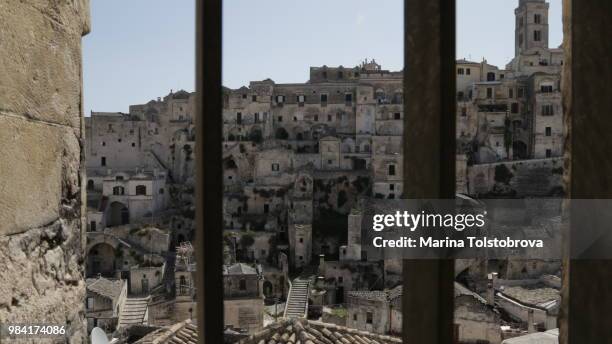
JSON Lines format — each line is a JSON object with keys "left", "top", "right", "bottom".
{"left": 527, "top": 309, "right": 536, "bottom": 333}
{"left": 318, "top": 254, "right": 326, "bottom": 276}
{"left": 486, "top": 272, "right": 498, "bottom": 305}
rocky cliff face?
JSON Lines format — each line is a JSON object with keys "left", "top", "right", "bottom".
{"left": 0, "top": 1, "right": 90, "bottom": 342}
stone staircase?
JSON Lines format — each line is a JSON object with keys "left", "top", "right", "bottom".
{"left": 284, "top": 278, "right": 310, "bottom": 319}
{"left": 119, "top": 297, "right": 150, "bottom": 327}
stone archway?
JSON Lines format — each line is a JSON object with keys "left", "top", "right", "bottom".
{"left": 108, "top": 201, "right": 129, "bottom": 227}
{"left": 87, "top": 243, "right": 116, "bottom": 277}
{"left": 512, "top": 140, "right": 528, "bottom": 160}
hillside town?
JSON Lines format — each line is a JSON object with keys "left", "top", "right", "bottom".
{"left": 83, "top": 1, "right": 563, "bottom": 343}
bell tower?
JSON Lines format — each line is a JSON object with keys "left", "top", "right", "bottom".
{"left": 515, "top": 0, "right": 549, "bottom": 57}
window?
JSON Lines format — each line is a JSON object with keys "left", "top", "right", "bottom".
{"left": 546, "top": 149, "right": 552, "bottom": 158}
{"left": 159, "top": 188, "right": 164, "bottom": 194}
{"left": 511, "top": 103, "right": 519, "bottom": 113}
{"left": 254, "top": 112, "right": 259, "bottom": 123}
{"left": 239, "top": 279, "right": 246, "bottom": 291}
{"left": 546, "top": 127, "right": 552, "bottom": 136}
{"left": 338, "top": 71, "right": 343, "bottom": 79}
{"left": 541, "top": 84, "right": 553, "bottom": 93}
{"left": 534, "top": 30, "right": 542, "bottom": 41}
{"left": 136, "top": 185, "right": 147, "bottom": 195}
{"left": 90, "top": 221, "right": 96, "bottom": 232}
{"left": 87, "top": 179, "right": 94, "bottom": 190}
{"left": 102, "top": 141, "right": 106, "bottom": 146}
{"left": 118, "top": 138, "right": 121, "bottom": 142}
{"left": 535, "top": 14, "right": 542, "bottom": 24}
{"left": 299, "top": 238, "right": 303, "bottom": 243}
{"left": 518, "top": 88, "right": 524, "bottom": 98}
{"left": 542, "top": 104, "right": 554, "bottom": 116}
{"left": 466, "top": 68, "right": 471, "bottom": 75}
{"left": 394, "top": 112, "right": 401, "bottom": 120}
{"left": 320, "top": 94, "right": 328, "bottom": 103}
{"left": 487, "top": 72, "right": 495, "bottom": 81}
{"left": 242, "top": 94, "right": 247, "bottom": 99}
{"left": 131, "top": 142, "right": 136, "bottom": 147}
{"left": 353, "top": 314, "right": 357, "bottom": 321}
{"left": 486, "top": 88, "right": 493, "bottom": 99}
{"left": 314, "top": 115, "right": 318, "bottom": 122}
{"left": 345, "top": 93, "right": 352, "bottom": 103}
{"left": 519, "top": 17, "right": 524, "bottom": 27}
{"left": 276, "top": 95, "right": 285, "bottom": 103}
{"left": 366, "top": 312, "right": 373, "bottom": 324}
{"left": 263, "top": 204, "right": 269, "bottom": 213}
{"left": 113, "top": 186, "right": 124, "bottom": 195}
{"left": 328, "top": 115, "right": 332, "bottom": 122}
{"left": 509, "top": 89, "right": 514, "bottom": 98}
{"left": 297, "top": 95, "right": 305, "bottom": 103}
{"left": 457, "top": 68, "right": 464, "bottom": 75}
{"left": 327, "top": 159, "right": 333, "bottom": 165}
{"left": 389, "top": 184, "right": 395, "bottom": 191}
{"left": 293, "top": 116, "right": 297, "bottom": 122}
{"left": 500, "top": 74, "right": 505, "bottom": 79}
{"left": 236, "top": 112, "right": 242, "bottom": 124}
{"left": 461, "top": 107, "right": 467, "bottom": 117}
{"left": 116, "top": 175, "right": 124, "bottom": 181}
{"left": 322, "top": 71, "right": 327, "bottom": 79}
{"left": 388, "top": 164, "right": 396, "bottom": 176}
{"left": 101, "top": 157, "right": 106, "bottom": 166}
{"left": 271, "top": 163, "right": 279, "bottom": 171}
{"left": 338, "top": 277, "right": 343, "bottom": 283}
{"left": 251, "top": 95, "right": 257, "bottom": 102}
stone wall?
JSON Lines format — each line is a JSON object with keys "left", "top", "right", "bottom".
{"left": 466, "top": 157, "right": 564, "bottom": 197}
{"left": 0, "top": 0, "right": 90, "bottom": 342}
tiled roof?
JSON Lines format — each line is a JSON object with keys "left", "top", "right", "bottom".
{"left": 86, "top": 277, "right": 124, "bottom": 301}
{"left": 237, "top": 318, "right": 402, "bottom": 344}
{"left": 135, "top": 320, "right": 198, "bottom": 344}
{"left": 501, "top": 286, "right": 559, "bottom": 308}
{"left": 223, "top": 263, "right": 258, "bottom": 276}
{"left": 454, "top": 282, "right": 487, "bottom": 305}
{"left": 348, "top": 285, "right": 402, "bottom": 303}
{"left": 347, "top": 290, "right": 388, "bottom": 302}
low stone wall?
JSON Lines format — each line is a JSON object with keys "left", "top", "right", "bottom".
{"left": 466, "top": 158, "right": 564, "bottom": 197}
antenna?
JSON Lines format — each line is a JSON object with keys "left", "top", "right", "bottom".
{"left": 91, "top": 327, "right": 109, "bottom": 344}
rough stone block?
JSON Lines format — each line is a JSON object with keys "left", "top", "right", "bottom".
{"left": 0, "top": 115, "right": 81, "bottom": 235}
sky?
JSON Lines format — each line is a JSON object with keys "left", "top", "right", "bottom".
{"left": 83, "top": 0, "right": 562, "bottom": 114}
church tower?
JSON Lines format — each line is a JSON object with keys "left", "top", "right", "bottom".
{"left": 515, "top": 0, "right": 550, "bottom": 57}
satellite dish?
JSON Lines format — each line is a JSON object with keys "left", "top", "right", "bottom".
{"left": 91, "top": 327, "right": 109, "bottom": 344}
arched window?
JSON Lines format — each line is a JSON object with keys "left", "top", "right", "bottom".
{"left": 87, "top": 179, "right": 94, "bottom": 190}
{"left": 113, "top": 186, "right": 125, "bottom": 195}
{"left": 135, "top": 185, "right": 147, "bottom": 195}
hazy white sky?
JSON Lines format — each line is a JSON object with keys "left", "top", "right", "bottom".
{"left": 83, "top": 0, "right": 562, "bottom": 114}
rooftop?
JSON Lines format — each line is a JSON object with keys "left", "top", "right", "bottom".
{"left": 135, "top": 320, "right": 198, "bottom": 344}
{"left": 237, "top": 318, "right": 401, "bottom": 344}
{"left": 223, "top": 263, "right": 258, "bottom": 276}
{"left": 86, "top": 277, "right": 124, "bottom": 301}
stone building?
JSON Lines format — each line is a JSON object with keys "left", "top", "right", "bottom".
{"left": 86, "top": 277, "right": 128, "bottom": 333}
{"left": 457, "top": 0, "right": 563, "bottom": 165}
{"left": 0, "top": 1, "right": 90, "bottom": 342}
{"left": 223, "top": 263, "right": 265, "bottom": 333}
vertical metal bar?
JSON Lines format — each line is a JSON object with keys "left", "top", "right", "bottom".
{"left": 561, "top": 0, "right": 612, "bottom": 342}
{"left": 402, "top": 0, "right": 456, "bottom": 343}
{"left": 195, "top": 0, "right": 224, "bottom": 342}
